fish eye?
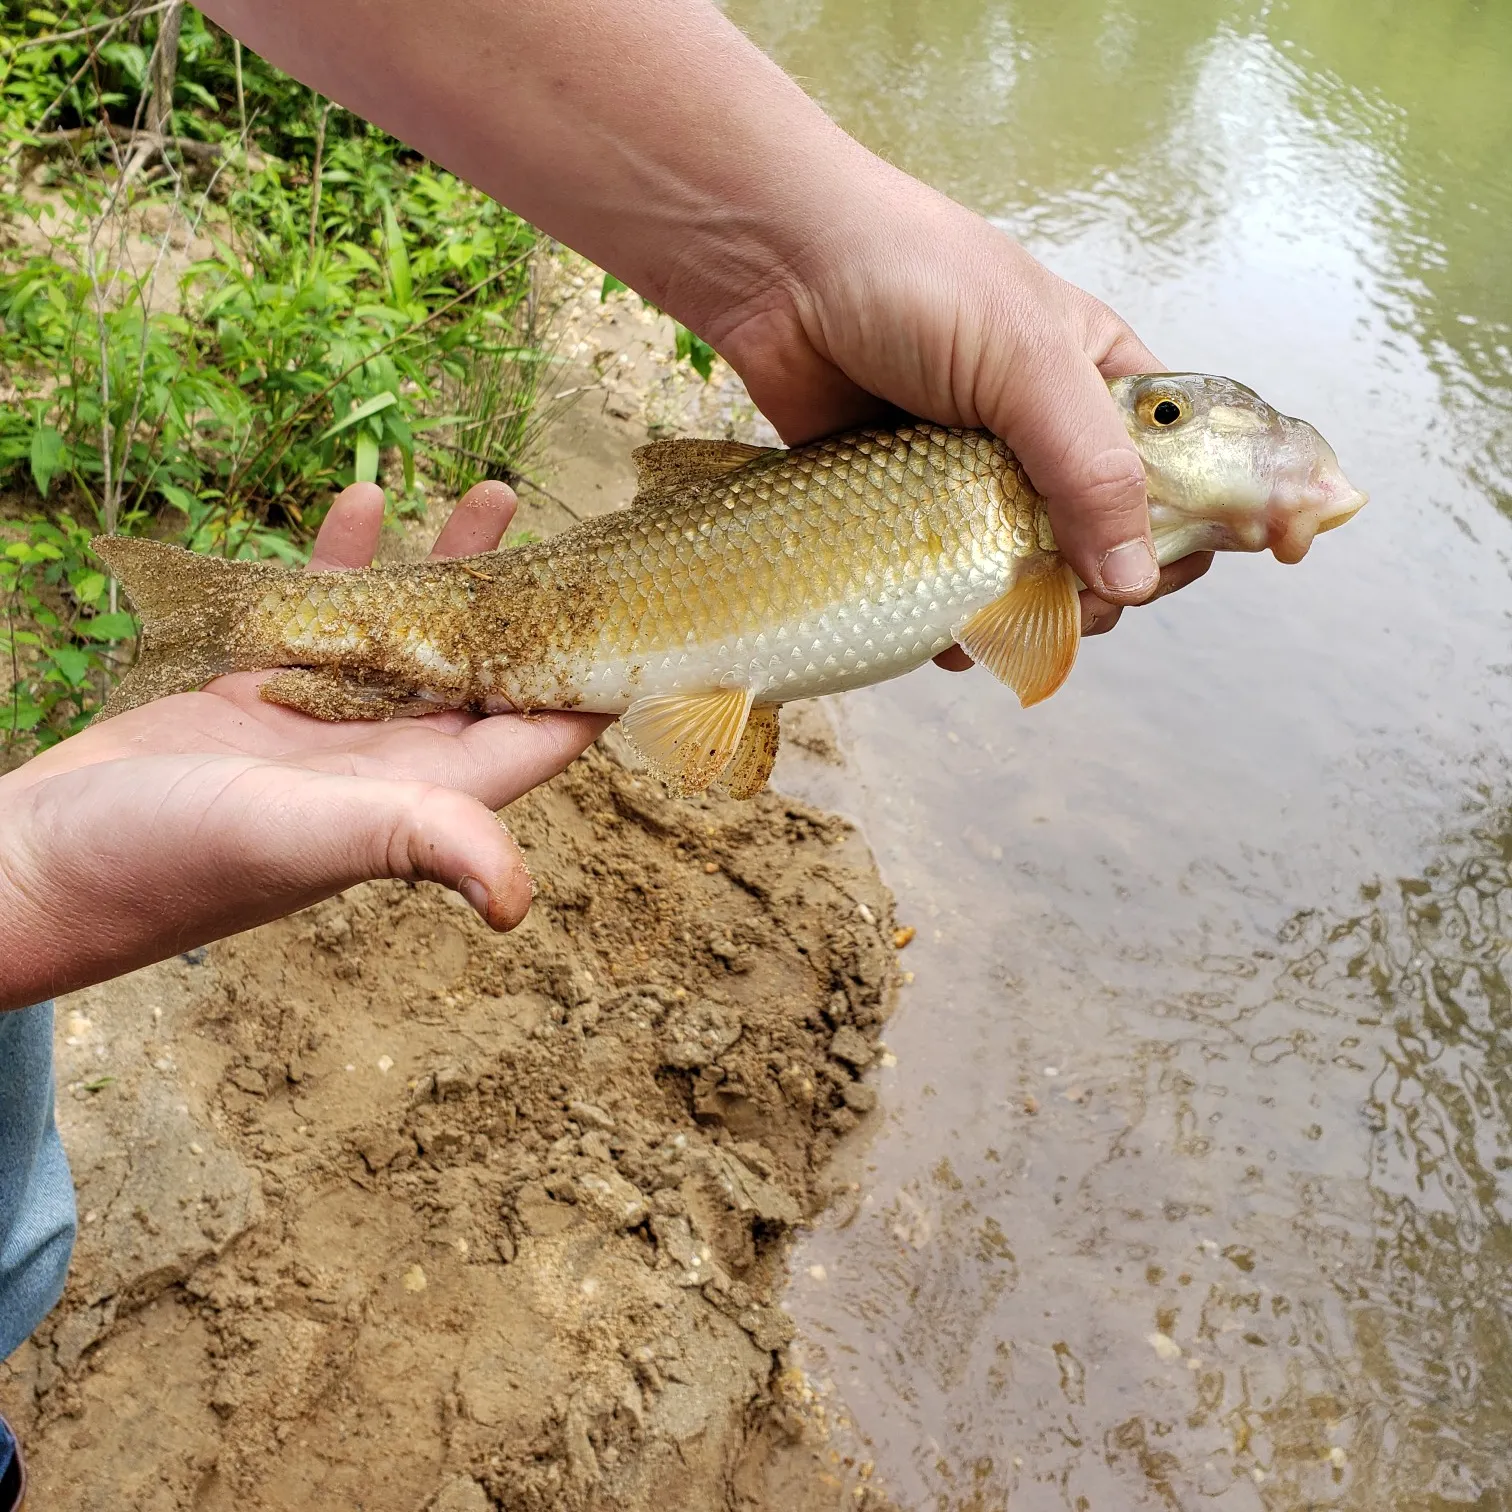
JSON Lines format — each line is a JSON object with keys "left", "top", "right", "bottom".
{"left": 1136, "top": 389, "right": 1191, "bottom": 429}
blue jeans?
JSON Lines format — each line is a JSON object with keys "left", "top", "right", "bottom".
{"left": 0, "top": 1003, "right": 75, "bottom": 1361}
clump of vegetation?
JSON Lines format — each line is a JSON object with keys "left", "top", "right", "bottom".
{"left": 0, "top": 1, "right": 546, "bottom": 754}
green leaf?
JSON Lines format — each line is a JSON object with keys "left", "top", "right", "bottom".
{"left": 382, "top": 200, "right": 413, "bottom": 308}
{"left": 73, "top": 570, "right": 107, "bottom": 606}
{"left": 600, "top": 272, "right": 629, "bottom": 303}
{"left": 81, "top": 612, "right": 139, "bottom": 643}
{"left": 158, "top": 483, "right": 200, "bottom": 515}
{"left": 29, "top": 425, "right": 64, "bottom": 497}
{"left": 354, "top": 432, "right": 379, "bottom": 485}
{"left": 674, "top": 324, "right": 716, "bottom": 382}
{"left": 1, "top": 701, "right": 44, "bottom": 735}
{"left": 317, "top": 391, "right": 398, "bottom": 442}
{"left": 48, "top": 646, "right": 92, "bottom": 685}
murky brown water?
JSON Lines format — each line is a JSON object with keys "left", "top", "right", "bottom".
{"left": 734, "top": 0, "right": 1512, "bottom": 1505}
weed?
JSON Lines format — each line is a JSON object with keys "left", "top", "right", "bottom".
{"left": 0, "top": 0, "right": 546, "bottom": 756}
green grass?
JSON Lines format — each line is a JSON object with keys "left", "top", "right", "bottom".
{"left": 0, "top": 1, "right": 546, "bottom": 754}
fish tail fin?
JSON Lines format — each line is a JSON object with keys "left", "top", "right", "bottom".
{"left": 90, "top": 537, "right": 276, "bottom": 718}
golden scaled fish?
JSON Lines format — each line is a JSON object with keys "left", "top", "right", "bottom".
{"left": 93, "top": 374, "right": 1365, "bottom": 798}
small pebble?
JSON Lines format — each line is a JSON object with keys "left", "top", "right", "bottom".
{"left": 189, "top": 1142, "right": 203, "bottom": 1156}
{"left": 377, "top": 1055, "right": 394, "bottom": 1074}
{"left": 402, "top": 1264, "right": 427, "bottom": 1293}
{"left": 1147, "top": 1332, "right": 1182, "bottom": 1360}
{"left": 703, "top": 861, "right": 720, "bottom": 874}
{"left": 808, "top": 1264, "right": 827, "bottom": 1282}
{"left": 892, "top": 926, "right": 916, "bottom": 949}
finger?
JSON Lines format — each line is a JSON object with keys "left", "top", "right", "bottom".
{"left": 933, "top": 646, "right": 974, "bottom": 672}
{"left": 984, "top": 326, "right": 1158, "bottom": 607}
{"left": 5, "top": 758, "right": 542, "bottom": 1005}
{"left": 308, "top": 483, "right": 386, "bottom": 572}
{"left": 1079, "top": 591, "right": 1123, "bottom": 637}
{"left": 1148, "top": 550, "right": 1214, "bottom": 601}
{"left": 1092, "top": 320, "right": 1163, "bottom": 382}
{"left": 429, "top": 480, "right": 519, "bottom": 559}
{"left": 1079, "top": 552, "right": 1214, "bottom": 637}
{"left": 225, "top": 766, "right": 538, "bottom": 930}
{"left": 298, "top": 710, "right": 611, "bottom": 811}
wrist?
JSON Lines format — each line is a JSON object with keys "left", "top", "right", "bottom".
{"left": 0, "top": 791, "right": 74, "bottom": 1012}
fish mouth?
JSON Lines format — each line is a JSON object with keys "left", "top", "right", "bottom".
{"left": 1313, "top": 488, "right": 1368, "bottom": 535}
{"left": 1267, "top": 428, "right": 1367, "bottom": 563}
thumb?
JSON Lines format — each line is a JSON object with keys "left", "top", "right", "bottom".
{"left": 211, "top": 761, "right": 536, "bottom": 931}
{"left": 982, "top": 306, "right": 1160, "bottom": 605}
{"left": 1, "top": 757, "right": 534, "bottom": 1007}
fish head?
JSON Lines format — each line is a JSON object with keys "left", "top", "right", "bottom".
{"left": 1109, "top": 373, "right": 1366, "bottom": 565}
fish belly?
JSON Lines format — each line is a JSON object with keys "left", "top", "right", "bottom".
{"left": 535, "top": 554, "right": 1018, "bottom": 714}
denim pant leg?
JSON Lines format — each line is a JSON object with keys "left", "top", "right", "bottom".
{"left": 0, "top": 1003, "right": 76, "bottom": 1361}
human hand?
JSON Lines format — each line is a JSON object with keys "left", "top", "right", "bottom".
{"left": 0, "top": 482, "right": 609, "bottom": 1013}
{"left": 703, "top": 168, "right": 1212, "bottom": 650}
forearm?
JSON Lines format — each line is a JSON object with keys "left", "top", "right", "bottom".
{"left": 198, "top": 0, "right": 880, "bottom": 338}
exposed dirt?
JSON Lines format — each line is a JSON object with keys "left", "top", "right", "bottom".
{"left": 0, "top": 265, "right": 901, "bottom": 1511}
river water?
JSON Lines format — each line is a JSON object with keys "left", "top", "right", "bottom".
{"left": 727, "top": 1, "right": 1512, "bottom": 1507}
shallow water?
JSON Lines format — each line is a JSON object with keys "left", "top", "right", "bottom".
{"left": 732, "top": 0, "right": 1512, "bottom": 1506}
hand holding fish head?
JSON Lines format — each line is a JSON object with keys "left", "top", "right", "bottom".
{"left": 1114, "top": 373, "right": 1367, "bottom": 569}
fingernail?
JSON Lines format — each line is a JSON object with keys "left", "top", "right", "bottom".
{"left": 458, "top": 875, "right": 491, "bottom": 922}
{"left": 1097, "top": 538, "right": 1159, "bottom": 598}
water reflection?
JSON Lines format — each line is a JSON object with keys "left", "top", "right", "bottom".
{"left": 783, "top": 788, "right": 1512, "bottom": 1509}
{"left": 733, "top": 0, "right": 1512, "bottom": 1505}
{"left": 729, "top": 0, "right": 1512, "bottom": 515}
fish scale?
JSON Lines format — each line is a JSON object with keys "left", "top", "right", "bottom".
{"left": 546, "top": 425, "right": 1038, "bottom": 713}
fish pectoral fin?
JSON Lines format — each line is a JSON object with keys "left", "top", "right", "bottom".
{"left": 716, "top": 703, "right": 781, "bottom": 800}
{"left": 621, "top": 687, "right": 755, "bottom": 795}
{"left": 956, "top": 560, "right": 1081, "bottom": 708}
{"left": 630, "top": 438, "right": 779, "bottom": 500}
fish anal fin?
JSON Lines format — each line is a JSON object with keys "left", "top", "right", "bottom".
{"left": 956, "top": 560, "right": 1080, "bottom": 708}
{"left": 631, "top": 438, "right": 778, "bottom": 500}
{"left": 621, "top": 687, "right": 755, "bottom": 795}
{"left": 260, "top": 668, "right": 450, "bottom": 722}
{"left": 717, "top": 703, "right": 781, "bottom": 799}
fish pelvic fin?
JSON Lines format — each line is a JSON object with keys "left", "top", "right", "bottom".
{"left": 956, "top": 559, "right": 1081, "bottom": 708}
{"left": 621, "top": 686, "right": 755, "bottom": 796}
{"left": 716, "top": 703, "right": 781, "bottom": 800}
{"left": 90, "top": 537, "right": 279, "bottom": 718}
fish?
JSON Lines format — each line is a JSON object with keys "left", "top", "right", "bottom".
{"left": 92, "top": 373, "right": 1365, "bottom": 799}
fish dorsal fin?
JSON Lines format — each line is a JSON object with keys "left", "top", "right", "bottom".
{"left": 717, "top": 703, "right": 781, "bottom": 799}
{"left": 631, "top": 438, "right": 778, "bottom": 498}
{"left": 621, "top": 687, "right": 755, "bottom": 795}
{"left": 956, "top": 561, "right": 1081, "bottom": 708}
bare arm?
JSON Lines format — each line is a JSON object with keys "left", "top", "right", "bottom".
{"left": 199, "top": 0, "right": 1203, "bottom": 614}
